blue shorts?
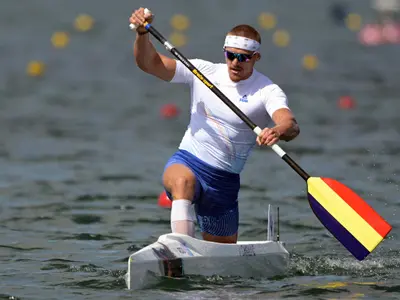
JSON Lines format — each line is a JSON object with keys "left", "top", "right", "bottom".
{"left": 163, "top": 150, "right": 240, "bottom": 236}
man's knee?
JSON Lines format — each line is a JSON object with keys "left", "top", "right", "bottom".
{"left": 163, "top": 164, "right": 197, "bottom": 199}
{"left": 168, "top": 176, "right": 196, "bottom": 200}
{"left": 163, "top": 164, "right": 193, "bottom": 185}
{"left": 173, "top": 176, "right": 195, "bottom": 192}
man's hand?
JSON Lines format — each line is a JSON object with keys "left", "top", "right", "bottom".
{"left": 256, "top": 127, "right": 281, "bottom": 146}
{"left": 129, "top": 7, "right": 154, "bottom": 34}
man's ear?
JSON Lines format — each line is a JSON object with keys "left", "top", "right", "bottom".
{"left": 255, "top": 53, "right": 261, "bottom": 61}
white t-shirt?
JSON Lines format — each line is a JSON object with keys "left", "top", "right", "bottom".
{"left": 171, "top": 59, "right": 290, "bottom": 174}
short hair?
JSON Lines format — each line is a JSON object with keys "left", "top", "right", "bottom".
{"left": 228, "top": 24, "right": 261, "bottom": 44}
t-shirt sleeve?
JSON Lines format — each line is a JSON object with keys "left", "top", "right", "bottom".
{"left": 170, "top": 59, "right": 215, "bottom": 85}
{"left": 263, "top": 84, "right": 290, "bottom": 117}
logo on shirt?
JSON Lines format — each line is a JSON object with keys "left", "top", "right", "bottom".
{"left": 239, "top": 95, "right": 248, "bottom": 103}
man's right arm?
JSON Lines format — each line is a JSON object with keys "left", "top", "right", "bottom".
{"left": 134, "top": 33, "right": 176, "bottom": 82}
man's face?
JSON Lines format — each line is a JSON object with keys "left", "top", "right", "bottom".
{"left": 224, "top": 47, "right": 260, "bottom": 82}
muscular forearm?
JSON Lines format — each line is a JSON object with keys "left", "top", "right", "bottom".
{"left": 274, "top": 120, "right": 300, "bottom": 141}
{"left": 134, "top": 33, "right": 159, "bottom": 72}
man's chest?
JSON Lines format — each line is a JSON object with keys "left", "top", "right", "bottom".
{"left": 192, "top": 80, "right": 266, "bottom": 125}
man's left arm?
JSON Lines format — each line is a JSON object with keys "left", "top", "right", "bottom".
{"left": 257, "top": 84, "right": 300, "bottom": 146}
{"left": 256, "top": 108, "right": 300, "bottom": 146}
{"left": 272, "top": 108, "right": 300, "bottom": 142}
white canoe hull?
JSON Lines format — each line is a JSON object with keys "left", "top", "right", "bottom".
{"left": 125, "top": 233, "right": 289, "bottom": 290}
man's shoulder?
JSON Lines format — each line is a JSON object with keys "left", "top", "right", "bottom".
{"left": 252, "top": 71, "right": 286, "bottom": 97}
{"left": 253, "top": 69, "right": 275, "bottom": 86}
{"left": 188, "top": 58, "right": 225, "bottom": 75}
{"left": 188, "top": 58, "right": 216, "bottom": 67}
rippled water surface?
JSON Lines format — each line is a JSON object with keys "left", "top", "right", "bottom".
{"left": 0, "top": 0, "right": 399, "bottom": 299}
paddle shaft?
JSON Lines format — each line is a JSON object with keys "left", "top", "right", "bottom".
{"left": 134, "top": 22, "right": 310, "bottom": 181}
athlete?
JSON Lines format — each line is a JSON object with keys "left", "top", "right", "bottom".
{"left": 130, "top": 8, "right": 300, "bottom": 243}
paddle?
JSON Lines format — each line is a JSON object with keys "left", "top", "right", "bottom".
{"left": 130, "top": 14, "right": 392, "bottom": 260}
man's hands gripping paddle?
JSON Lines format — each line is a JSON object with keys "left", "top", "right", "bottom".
{"left": 256, "top": 127, "right": 281, "bottom": 146}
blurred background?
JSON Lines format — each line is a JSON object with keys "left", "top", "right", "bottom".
{"left": 0, "top": 0, "right": 399, "bottom": 299}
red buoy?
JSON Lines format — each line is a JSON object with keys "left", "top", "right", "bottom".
{"left": 338, "top": 95, "right": 356, "bottom": 110}
{"left": 158, "top": 191, "right": 172, "bottom": 208}
{"left": 160, "top": 103, "right": 180, "bottom": 119}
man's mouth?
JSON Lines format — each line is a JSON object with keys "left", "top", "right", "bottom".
{"left": 230, "top": 68, "right": 241, "bottom": 74}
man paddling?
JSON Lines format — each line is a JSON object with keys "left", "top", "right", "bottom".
{"left": 130, "top": 8, "right": 300, "bottom": 244}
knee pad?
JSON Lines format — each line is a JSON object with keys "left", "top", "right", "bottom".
{"left": 171, "top": 199, "right": 195, "bottom": 222}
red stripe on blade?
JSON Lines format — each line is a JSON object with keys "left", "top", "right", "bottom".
{"left": 321, "top": 177, "right": 392, "bottom": 238}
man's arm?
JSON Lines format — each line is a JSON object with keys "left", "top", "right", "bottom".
{"left": 256, "top": 108, "right": 300, "bottom": 146}
{"left": 134, "top": 33, "right": 176, "bottom": 81}
{"left": 257, "top": 83, "right": 300, "bottom": 146}
{"left": 271, "top": 108, "right": 300, "bottom": 142}
{"left": 130, "top": 7, "right": 176, "bottom": 82}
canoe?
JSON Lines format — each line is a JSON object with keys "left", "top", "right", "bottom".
{"left": 125, "top": 205, "right": 289, "bottom": 290}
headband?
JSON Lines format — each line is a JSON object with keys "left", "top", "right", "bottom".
{"left": 223, "top": 35, "right": 261, "bottom": 52}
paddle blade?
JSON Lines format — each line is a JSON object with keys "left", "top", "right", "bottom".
{"left": 307, "top": 177, "right": 392, "bottom": 260}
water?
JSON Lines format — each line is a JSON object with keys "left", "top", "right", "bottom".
{"left": 0, "top": 0, "right": 399, "bottom": 299}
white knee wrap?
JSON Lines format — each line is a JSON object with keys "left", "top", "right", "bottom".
{"left": 171, "top": 199, "right": 195, "bottom": 222}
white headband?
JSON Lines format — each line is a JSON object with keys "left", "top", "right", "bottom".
{"left": 223, "top": 35, "right": 260, "bottom": 52}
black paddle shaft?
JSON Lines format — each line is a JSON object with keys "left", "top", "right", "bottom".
{"left": 144, "top": 24, "right": 310, "bottom": 181}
